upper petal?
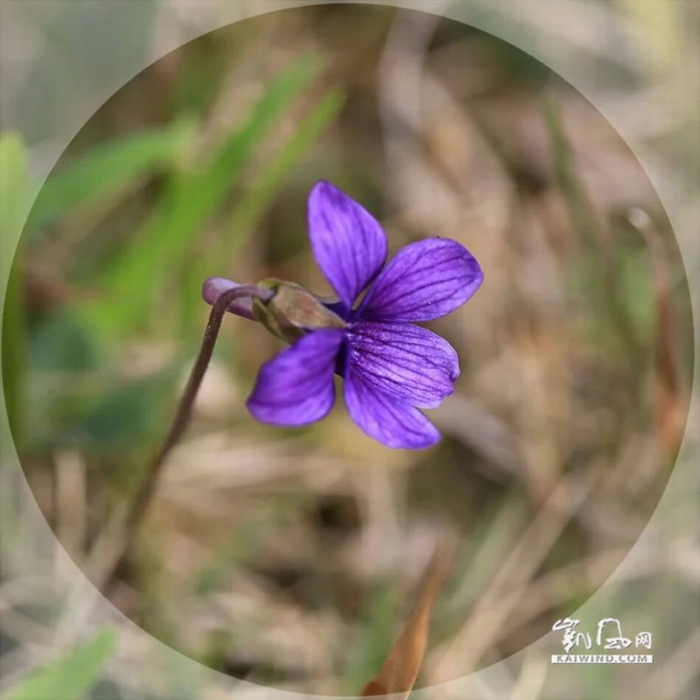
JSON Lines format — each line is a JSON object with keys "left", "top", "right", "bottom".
{"left": 357, "top": 238, "right": 483, "bottom": 322}
{"left": 247, "top": 329, "right": 344, "bottom": 426}
{"left": 308, "top": 181, "right": 388, "bottom": 312}
{"left": 202, "top": 277, "right": 255, "bottom": 320}
{"left": 343, "top": 368, "right": 441, "bottom": 449}
{"left": 346, "top": 322, "right": 459, "bottom": 408}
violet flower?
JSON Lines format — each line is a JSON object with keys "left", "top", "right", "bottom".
{"left": 203, "top": 181, "right": 483, "bottom": 449}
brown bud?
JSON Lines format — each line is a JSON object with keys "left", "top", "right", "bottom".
{"left": 252, "top": 279, "right": 346, "bottom": 344}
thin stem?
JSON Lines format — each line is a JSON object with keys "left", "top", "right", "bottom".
{"left": 102, "top": 285, "right": 271, "bottom": 592}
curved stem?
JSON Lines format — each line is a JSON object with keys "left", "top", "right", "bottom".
{"left": 102, "top": 285, "right": 271, "bottom": 592}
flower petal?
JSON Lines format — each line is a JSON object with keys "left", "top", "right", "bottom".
{"left": 308, "top": 181, "right": 388, "bottom": 312}
{"left": 247, "top": 329, "right": 344, "bottom": 426}
{"left": 202, "top": 277, "right": 255, "bottom": 320}
{"left": 357, "top": 239, "right": 483, "bottom": 322}
{"left": 346, "top": 322, "right": 459, "bottom": 408}
{"left": 344, "top": 369, "right": 441, "bottom": 449}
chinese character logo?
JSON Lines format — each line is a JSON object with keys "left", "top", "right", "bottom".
{"left": 596, "top": 618, "right": 633, "bottom": 650}
{"left": 636, "top": 632, "right": 652, "bottom": 649}
{"left": 552, "top": 618, "right": 592, "bottom": 653}
{"left": 553, "top": 617, "right": 652, "bottom": 653}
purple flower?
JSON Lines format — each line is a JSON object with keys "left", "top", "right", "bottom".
{"left": 203, "top": 181, "right": 483, "bottom": 449}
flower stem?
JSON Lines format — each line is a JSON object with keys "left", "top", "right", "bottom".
{"left": 102, "top": 285, "right": 271, "bottom": 593}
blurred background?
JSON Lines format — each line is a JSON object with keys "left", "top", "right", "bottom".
{"left": 1, "top": 2, "right": 698, "bottom": 699}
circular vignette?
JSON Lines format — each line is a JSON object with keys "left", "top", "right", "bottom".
{"left": 3, "top": 2, "right": 687, "bottom": 696}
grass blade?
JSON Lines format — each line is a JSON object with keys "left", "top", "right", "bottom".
{"left": 88, "top": 55, "right": 321, "bottom": 337}
{"left": 180, "top": 86, "right": 346, "bottom": 328}
{"left": 4, "top": 628, "right": 117, "bottom": 700}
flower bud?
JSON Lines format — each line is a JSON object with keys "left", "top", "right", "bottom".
{"left": 252, "top": 279, "right": 346, "bottom": 343}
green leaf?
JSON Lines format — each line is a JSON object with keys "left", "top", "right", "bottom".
{"left": 89, "top": 55, "right": 321, "bottom": 338}
{"left": 26, "top": 120, "right": 196, "bottom": 233}
{"left": 0, "top": 132, "right": 31, "bottom": 449}
{"left": 4, "top": 628, "right": 117, "bottom": 700}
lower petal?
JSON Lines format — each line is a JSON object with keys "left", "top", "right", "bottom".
{"left": 247, "top": 329, "right": 344, "bottom": 426}
{"left": 346, "top": 322, "right": 459, "bottom": 408}
{"left": 344, "top": 369, "right": 441, "bottom": 449}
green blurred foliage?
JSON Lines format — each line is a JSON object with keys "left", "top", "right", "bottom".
{"left": 26, "top": 120, "right": 195, "bottom": 234}
{"left": 5, "top": 53, "right": 344, "bottom": 467}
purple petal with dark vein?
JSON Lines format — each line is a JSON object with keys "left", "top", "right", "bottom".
{"left": 247, "top": 329, "right": 344, "bottom": 426}
{"left": 346, "top": 322, "right": 459, "bottom": 408}
{"left": 344, "top": 368, "right": 441, "bottom": 449}
{"left": 202, "top": 277, "right": 256, "bottom": 320}
{"left": 357, "top": 238, "right": 483, "bottom": 322}
{"left": 308, "top": 181, "right": 388, "bottom": 312}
